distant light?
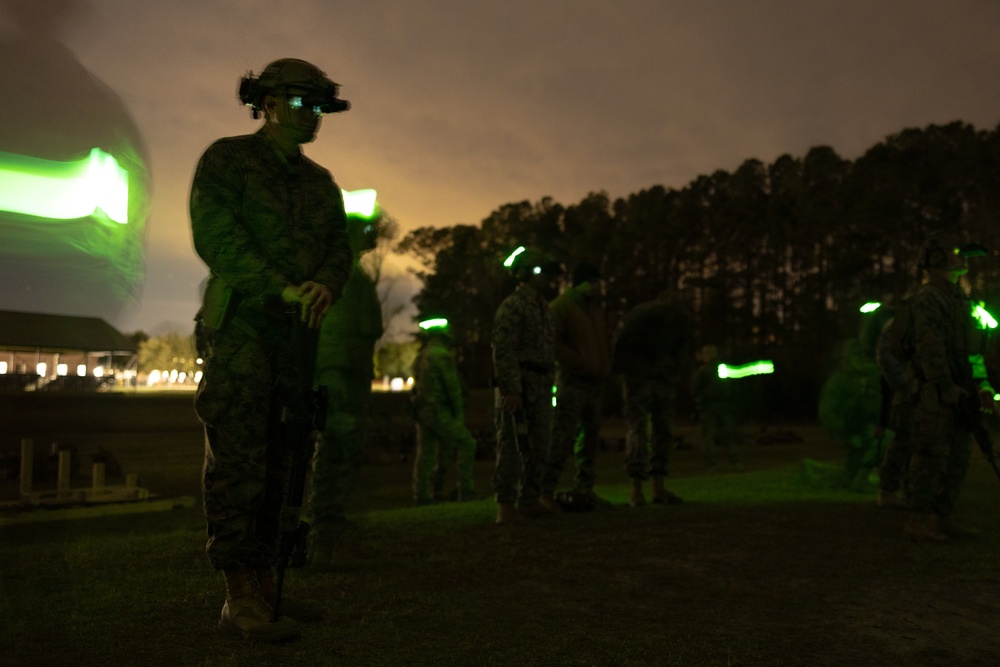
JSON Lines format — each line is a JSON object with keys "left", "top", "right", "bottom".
{"left": 342, "top": 188, "right": 378, "bottom": 219}
{"left": 0, "top": 362, "right": 7, "bottom": 375}
{"left": 717, "top": 361, "right": 775, "bottom": 379}
{"left": 36, "top": 363, "right": 47, "bottom": 377}
{"left": 974, "top": 303, "right": 997, "bottom": 330}
{"left": 503, "top": 246, "right": 526, "bottom": 268}
{"left": 76, "top": 364, "right": 87, "bottom": 377}
{"left": 418, "top": 318, "right": 449, "bottom": 330}
{"left": 194, "top": 370, "right": 203, "bottom": 384}
{"left": 390, "top": 377, "right": 405, "bottom": 392}
{"left": 0, "top": 148, "right": 129, "bottom": 224}
{"left": 94, "top": 366, "right": 105, "bottom": 378}
{"left": 56, "top": 364, "right": 68, "bottom": 377}
{"left": 859, "top": 302, "right": 881, "bottom": 314}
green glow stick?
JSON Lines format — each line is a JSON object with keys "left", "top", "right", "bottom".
{"left": 418, "top": 318, "right": 449, "bottom": 330}
{"left": 973, "top": 303, "right": 997, "bottom": 330}
{"left": 0, "top": 148, "right": 129, "bottom": 224}
{"left": 859, "top": 302, "right": 881, "bottom": 314}
{"left": 342, "top": 188, "right": 378, "bottom": 219}
{"left": 503, "top": 246, "right": 525, "bottom": 267}
{"left": 717, "top": 360, "right": 775, "bottom": 379}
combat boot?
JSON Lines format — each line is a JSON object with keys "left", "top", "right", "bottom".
{"left": 518, "top": 499, "right": 555, "bottom": 519}
{"left": 218, "top": 568, "right": 300, "bottom": 642}
{"left": 938, "top": 516, "right": 981, "bottom": 538}
{"left": 876, "top": 489, "right": 908, "bottom": 510}
{"left": 629, "top": 479, "right": 646, "bottom": 507}
{"left": 257, "top": 567, "right": 325, "bottom": 622}
{"left": 905, "top": 511, "right": 946, "bottom": 543}
{"left": 650, "top": 476, "right": 684, "bottom": 504}
{"left": 496, "top": 502, "right": 525, "bottom": 525}
{"left": 538, "top": 490, "right": 561, "bottom": 512}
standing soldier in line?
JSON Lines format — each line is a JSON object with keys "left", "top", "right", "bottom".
{"left": 542, "top": 262, "right": 613, "bottom": 507}
{"left": 905, "top": 231, "right": 994, "bottom": 542}
{"left": 411, "top": 318, "right": 479, "bottom": 505}
{"left": 492, "top": 246, "right": 563, "bottom": 524}
{"left": 307, "top": 211, "right": 384, "bottom": 566}
{"left": 191, "top": 58, "right": 352, "bottom": 641}
{"left": 690, "top": 344, "right": 743, "bottom": 473}
{"left": 874, "top": 311, "right": 914, "bottom": 509}
{"left": 612, "top": 292, "right": 695, "bottom": 507}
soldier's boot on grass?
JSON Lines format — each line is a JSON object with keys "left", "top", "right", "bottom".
{"left": 518, "top": 498, "right": 555, "bottom": 519}
{"left": 218, "top": 568, "right": 300, "bottom": 642}
{"left": 905, "top": 511, "right": 947, "bottom": 543}
{"left": 496, "top": 502, "right": 526, "bottom": 525}
{"left": 650, "top": 476, "right": 683, "bottom": 504}
{"left": 876, "top": 488, "right": 908, "bottom": 510}
{"left": 257, "top": 567, "right": 325, "bottom": 622}
{"left": 629, "top": 479, "right": 646, "bottom": 507}
{"left": 538, "top": 490, "right": 561, "bottom": 512}
{"left": 939, "top": 516, "right": 981, "bottom": 538}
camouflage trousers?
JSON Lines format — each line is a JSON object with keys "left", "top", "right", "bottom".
{"left": 412, "top": 413, "right": 477, "bottom": 503}
{"left": 908, "top": 383, "right": 973, "bottom": 517}
{"left": 622, "top": 376, "right": 677, "bottom": 480}
{"left": 195, "top": 319, "right": 296, "bottom": 571}
{"left": 699, "top": 406, "right": 740, "bottom": 468}
{"left": 307, "top": 366, "right": 371, "bottom": 540}
{"left": 493, "top": 372, "right": 553, "bottom": 505}
{"left": 542, "top": 374, "right": 603, "bottom": 494}
{"left": 878, "top": 395, "right": 915, "bottom": 494}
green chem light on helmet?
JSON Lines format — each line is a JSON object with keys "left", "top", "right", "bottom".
{"left": 503, "top": 246, "right": 526, "bottom": 268}
{"left": 973, "top": 303, "right": 997, "bottom": 330}
{"left": 418, "top": 318, "right": 449, "bottom": 330}
{"left": 717, "top": 360, "right": 775, "bottom": 380}
{"left": 0, "top": 148, "right": 129, "bottom": 224}
{"left": 342, "top": 188, "right": 378, "bottom": 219}
{"left": 860, "top": 302, "right": 881, "bottom": 314}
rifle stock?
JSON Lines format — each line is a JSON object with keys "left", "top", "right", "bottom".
{"left": 958, "top": 389, "right": 1000, "bottom": 484}
{"left": 272, "top": 313, "right": 328, "bottom": 621}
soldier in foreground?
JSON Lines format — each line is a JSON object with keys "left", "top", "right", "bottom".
{"left": 904, "top": 232, "right": 994, "bottom": 542}
{"left": 191, "top": 58, "right": 352, "bottom": 641}
{"left": 613, "top": 293, "right": 694, "bottom": 507}
{"left": 492, "top": 247, "right": 562, "bottom": 524}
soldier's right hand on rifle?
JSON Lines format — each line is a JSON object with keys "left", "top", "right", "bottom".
{"left": 282, "top": 281, "right": 333, "bottom": 329}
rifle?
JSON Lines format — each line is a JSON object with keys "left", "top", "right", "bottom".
{"left": 958, "top": 387, "right": 1000, "bottom": 484}
{"left": 272, "top": 312, "right": 328, "bottom": 621}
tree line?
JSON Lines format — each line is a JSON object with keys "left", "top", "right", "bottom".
{"left": 395, "top": 121, "right": 1000, "bottom": 419}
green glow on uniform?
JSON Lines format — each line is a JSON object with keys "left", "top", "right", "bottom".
{"left": 552, "top": 384, "right": 558, "bottom": 408}
{"left": 342, "top": 188, "right": 378, "bottom": 219}
{"left": 859, "top": 302, "right": 881, "bottom": 314}
{"left": 973, "top": 303, "right": 997, "bottom": 330}
{"left": 503, "top": 246, "right": 526, "bottom": 268}
{"left": 418, "top": 318, "right": 449, "bottom": 330}
{"left": 717, "top": 361, "right": 775, "bottom": 380}
{"left": 0, "top": 148, "right": 129, "bottom": 224}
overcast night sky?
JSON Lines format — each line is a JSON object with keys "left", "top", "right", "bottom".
{"left": 2, "top": 0, "right": 1000, "bottom": 336}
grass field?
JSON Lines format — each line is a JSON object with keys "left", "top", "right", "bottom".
{"left": 3, "top": 425, "right": 1000, "bottom": 666}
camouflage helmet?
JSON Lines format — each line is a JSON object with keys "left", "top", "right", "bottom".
{"left": 916, "top": 231, "right": 986, "bottom": 271}
{"left": 503, "top": 246, "right": 563, "bottom": 280}
{"left": 238, "top": 58, "right": 349, "bottom": 116}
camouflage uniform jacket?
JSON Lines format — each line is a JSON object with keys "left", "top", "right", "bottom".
{"left": 911, "top": 277, "right": 989, "bottom": 393}
{"left": 413, "top": 338, "right": 465, "bottom": 420}
{"left": 612, "top": 300, "right": 694, "bottom": 380}
{"left": 549, "top": 286, "right": 612, "bottom": 381}
{"left": 190, "top": 128, "right": 352, "bottom": 330}
{"left": 317, "top": 262, "right": 383, "bottom": 375}
{"left": 492, "top": 282, "right": 556, "bottom": 397}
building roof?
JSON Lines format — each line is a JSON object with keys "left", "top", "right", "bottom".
{"left": 0, "top": 310, "right": 137, "bottom": 354}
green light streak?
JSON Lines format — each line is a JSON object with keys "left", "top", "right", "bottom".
{"left": 0, "top": 148, "right": 129, "bottom": 224}
{"left": 973, "top": 303, "right": 997, "bottom": 330}
{"left": 418, "top": 318, "right": 449, "bottom": 330}
{"left": 342, "top": 188, "right": 378, "bottom": 219}
{"left": 503, "top": 246, "right": 525, "bottom": 268}
{"left": 859, "top": 302, "right": 881, "bottom": 314}
{"left": 717, "top": 361, "right": 775, "bottom": 379}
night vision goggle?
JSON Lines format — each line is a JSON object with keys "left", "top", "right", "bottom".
{"left": 286, "top": 89, "right": 350, "bottom": 115}
{"left": 238, "top": 73, "right": 350, "bottom": 118}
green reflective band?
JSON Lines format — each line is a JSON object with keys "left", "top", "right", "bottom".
{"left": 342, "top": 188, "right": 378, "bottom": 219}
{"left": 418, "top": 318, "right": 449, "bottom": 330}
{"left": 503, "top": 246, "right": 526, "bottom": 267}
{"left": 0, "top": 148, "right": 129, "bottom": 224}
{"left": 860, "top": 302, "right": 881, "bottom": 314}
{"left": 973, "top": 303, "right": 997, "bottom": 330}
{"left": 717, "top": 361, "right": 775, "bottom": 379}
